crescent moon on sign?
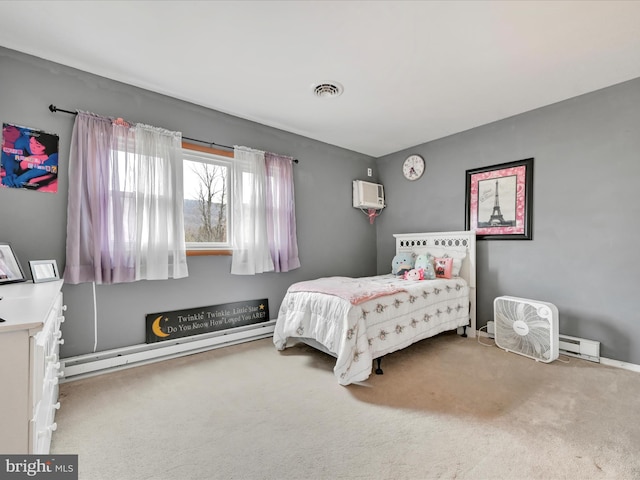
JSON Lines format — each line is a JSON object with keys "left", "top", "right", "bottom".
{"left": 152, "top": 316, "right": 170, "bottom": 338}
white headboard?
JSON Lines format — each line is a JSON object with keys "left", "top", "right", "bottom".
{"left": 393, "top": 231, "right": 476, "bottom": 337}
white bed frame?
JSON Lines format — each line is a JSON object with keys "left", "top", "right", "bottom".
{"left": 394, "top": 230, "right": 476, "bottom": 338}
{"left": 300, "top": 230, "right": 477, "bottom": 362}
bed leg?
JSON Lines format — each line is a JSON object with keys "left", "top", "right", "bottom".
{"left": 461, "top": 325, "right": 468, "bottom": 338}
{"left": 375, "top": 357, "right": 383, "bottom": 375}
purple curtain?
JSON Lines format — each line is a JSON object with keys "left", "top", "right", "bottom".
{"left": 65, "top": 112, "right": 188, "bottom": 284}
{"left": 265, "top": 152, "right": 300, "bottom": 272}
{"left": 64, "top": 112, "right": 135, "bottom": 284}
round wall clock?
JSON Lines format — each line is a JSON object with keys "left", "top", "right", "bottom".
{"left": 402, "top": 154, "right": 425, "bottom": 181}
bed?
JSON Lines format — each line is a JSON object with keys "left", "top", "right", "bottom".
{"left": 273, "top": 231, "right": 477, "bottom": 385}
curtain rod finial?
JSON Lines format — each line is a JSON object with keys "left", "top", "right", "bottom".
{"left": 48, "top": 104, "right": 57, "bottom": 113}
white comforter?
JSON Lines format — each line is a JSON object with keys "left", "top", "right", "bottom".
{"left": 273, "top": 274, "right": 470, "bottom": 385}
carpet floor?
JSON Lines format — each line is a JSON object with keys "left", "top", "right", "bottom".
{"left": 52, "top": 332, "right": 640, "bottom": 479}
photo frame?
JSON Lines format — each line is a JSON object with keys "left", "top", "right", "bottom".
{"left": 29, "top": 260, "right": 60, "bottom": 283}
{"left": 465, "top": 158, "right": 533, "bottom": 240}
{"left": 0, "top": 242, "right": 27, "bottom": 285}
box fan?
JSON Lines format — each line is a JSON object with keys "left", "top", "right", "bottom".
{"left": 493, "top": 296, "right": 559, "bottom": 363}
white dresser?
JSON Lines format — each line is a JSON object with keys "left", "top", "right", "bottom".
{"left": 0, "top": 280, "right": 65, "bottom": 454}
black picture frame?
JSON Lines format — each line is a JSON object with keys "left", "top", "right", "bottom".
{"left": 465, "top": 158, "right": 533, "bottom": 240}
{"left": 0, "top": 242, "right": 27, "bottom": 285}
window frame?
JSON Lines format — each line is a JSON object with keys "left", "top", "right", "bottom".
{"left": 182, "top": 142, "right": 233, "bottom": 256}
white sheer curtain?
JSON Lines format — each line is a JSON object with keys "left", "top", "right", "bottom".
{"left": 64, "top": 112, "right": 188, "bottom": 284}
{"left": 132, "top": 124, "right": 188, "bottom": 280}
{"left": 230, "top": 146, "right": 274, "bottom": 275}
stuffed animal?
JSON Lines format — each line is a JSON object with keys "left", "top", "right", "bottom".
{"left": 391, "top": 252, "right": 415, "bottom": 276}
{"left": 434, "top": 257, "right": 453, "bottom": 279}
{"left": 403, "top": 268, "right": 424, "bottom": 281}
{"left": 414, "top": 253, "right": 436, "bottom": 280}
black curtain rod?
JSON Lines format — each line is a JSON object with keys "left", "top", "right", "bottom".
{"left": 48, "top": 104, "right": 298, "bottom": 163}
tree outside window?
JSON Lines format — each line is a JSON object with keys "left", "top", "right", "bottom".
{"left": 183, "top": 148, "right": 231, "bottom": 252}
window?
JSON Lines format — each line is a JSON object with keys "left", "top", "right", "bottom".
{"left": 183, "top": 144, "right": 233, "bottom": 255}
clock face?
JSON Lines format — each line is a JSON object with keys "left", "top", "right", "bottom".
{"left": 402, "top": 154, "right": 425, "bottom": 181}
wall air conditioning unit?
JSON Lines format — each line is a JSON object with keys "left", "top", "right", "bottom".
{"left": 494, "top": 296, "right": 559, "bottom": 363}
{"left": 353, "top": 180, "right": 385, "bottom": 209}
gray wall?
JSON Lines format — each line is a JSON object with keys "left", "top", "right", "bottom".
{"left": 375, "top": 77, "right": 640, "bottom": 365}
{"left": 0, "top": 48, "right": 377, "bottom": 357}
{"left": 4, "top": 46, "right": 639, "bottom": 367}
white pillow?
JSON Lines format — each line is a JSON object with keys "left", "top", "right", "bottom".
{"left": 448, "top": 256, "right": 464, "bottom": 277}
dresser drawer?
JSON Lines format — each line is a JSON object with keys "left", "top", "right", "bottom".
{"left": 30, "top": 383, "right": 60, "bottom": 455}
{"left": 30, "top": 292, "right": 64, "bottom": 410}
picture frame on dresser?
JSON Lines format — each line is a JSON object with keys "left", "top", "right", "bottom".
{"left": 29, "top": 259, "right": 60, "bottom": 283}
{"left": 0, "top": 242, "right": 26, "bottom": 285}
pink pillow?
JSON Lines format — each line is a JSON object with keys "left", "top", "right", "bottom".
{"left": 434, "top": 257, "right": 453, "bottom": 279}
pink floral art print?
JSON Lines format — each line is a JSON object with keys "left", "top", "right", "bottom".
{"left": 465, "top": 158, "right": 533, "bottom": 240}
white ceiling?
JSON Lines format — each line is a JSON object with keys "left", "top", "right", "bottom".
{"left": 1, "top": 1, "right": 640, "bottom": 157}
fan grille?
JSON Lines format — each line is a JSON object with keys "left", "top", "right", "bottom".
{"left": 494, "top": 297, "right": 559, "bottom": 362}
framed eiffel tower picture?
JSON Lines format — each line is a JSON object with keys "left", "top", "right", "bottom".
{"left": 465, "top": 158, "right": 533, "bottom": 240}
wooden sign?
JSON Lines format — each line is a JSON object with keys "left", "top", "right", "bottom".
{"left": 146, "top": 299, "right": 269, "bottom": 343}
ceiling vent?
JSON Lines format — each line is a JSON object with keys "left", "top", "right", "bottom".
{"left": 312, "top": 81, "right": 343, "bottom": 99}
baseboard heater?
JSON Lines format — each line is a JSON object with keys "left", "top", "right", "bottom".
{"left": 61, "top": 320, "right": 276, "bottom": 382}
{"left": 483, "top": 325, "right": 600, "bottom": 363}
{"left": 558, "top": 334, "right": 600, "bottom": 363}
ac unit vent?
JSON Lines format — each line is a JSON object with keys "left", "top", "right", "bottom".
{"left": 353, "top": 180, "right": 385, "bottom": 209}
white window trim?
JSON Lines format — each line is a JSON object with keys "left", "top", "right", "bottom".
{"left": 183, "top": 148, "right": 233, "bottom": 252}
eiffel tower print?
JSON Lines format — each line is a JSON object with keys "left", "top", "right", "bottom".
{"left": 489, "top": 180, "right": 506, "bottom": 226}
